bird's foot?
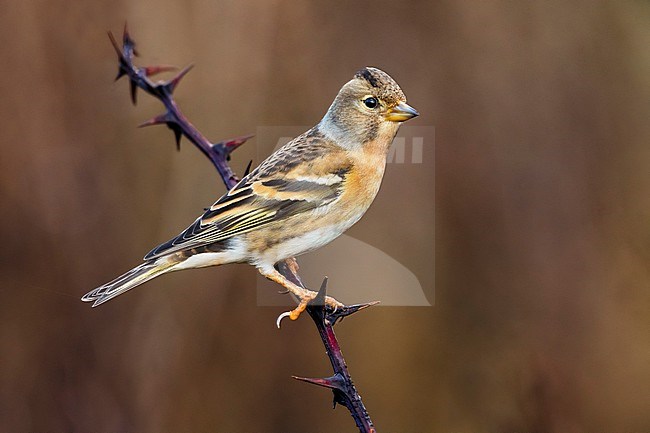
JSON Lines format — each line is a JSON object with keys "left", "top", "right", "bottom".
{"left": 276, "top": 289, "right": 344, "bottom": 328}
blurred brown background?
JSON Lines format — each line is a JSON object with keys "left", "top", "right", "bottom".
{"left": 1, "top": 1, "right": 649, "bottom": 432}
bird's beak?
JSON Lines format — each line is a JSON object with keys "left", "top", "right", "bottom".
{"left": 384, "top": 102, "right": 419, "bottom": 122}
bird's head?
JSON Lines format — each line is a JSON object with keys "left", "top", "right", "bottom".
{"left": 319, "top": 67, "right": 418, "bottom": 150}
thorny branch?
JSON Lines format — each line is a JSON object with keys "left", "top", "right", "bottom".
{"left": 109, "top": 25, "right": 378, "bottom": 432}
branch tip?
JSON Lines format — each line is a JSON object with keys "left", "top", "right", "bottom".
{"left": 122, "top": 22, "right": 137, "bottom": 56}
{"left": 122, "top": 22, "right": 129, "bottom": 42}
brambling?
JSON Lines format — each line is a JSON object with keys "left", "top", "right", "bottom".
{"left": 82, "top": 67, "right": 418, "bottom": 321}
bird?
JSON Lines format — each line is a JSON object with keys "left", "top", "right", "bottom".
{"left": 82, "top": 66, "right": 419, "bottom": 322}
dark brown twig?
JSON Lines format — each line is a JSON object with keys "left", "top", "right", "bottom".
{"left": 109, "top": 25, "right": 378, "bottom": 432}
{"left": 108, "top": 26, "right": 250, "bottom": 187}
{"left": 289, "top": 276, "right": 379, "bottom": 433}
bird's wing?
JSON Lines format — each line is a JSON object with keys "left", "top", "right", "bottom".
{"left": 144, "top": 129, "right": 352, "bottom": 260}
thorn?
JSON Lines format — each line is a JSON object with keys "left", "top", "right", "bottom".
{"left": 223, "top": 134, "right": 254, "bottom": 154}
{"left": 212, "top": 134, "right": 254, "bottom": 161}
{"left": 311, "top": 277, "right": 328, "bottom": 305}
{"left": 115, "top": 68, "right": 127, "bottom": 81}
{"left": 333, "top": 391, "right": 348, "bottom": 410}
{"left": 292, "top": 374, "right": 345, "bottom": 391}
{"left": 122, "top": 22, "right": 138, "bottom": 56}
{"left": 108, "top": 31, "right": 129, "bottom": 82}
{"left": 138, "top": 113, "right": 172, "bottom": 128}
{"left": 243, "top": 160, "right": 253, "bottom": 177}
{"left": 108, "top": 31, "right": 122, "bottom": 57}
{"left": 170, "top": 124, "right": 183, "bottom": 150}
{"left": 164, "top": 64, "right": 194, "bottom": 94}
{"left": 138, "top": 113, "right": 183, "bottom": 151}
{"left": 346, "top": 300, "right": 380, "bottom": 313}
{"left": 129, "top": 80, "right": 137, "bottom": 105}
{"left": 319, "top": 277, "right": 329, "bottom": 291}
{"left": 122, "top": 22, "right": 129, "bottom": 43}
{"left": 328, "top": 300, "right": 380, "bottom": 325}
{"left": 143, "top": 65, "right": 177, "bottom": 77}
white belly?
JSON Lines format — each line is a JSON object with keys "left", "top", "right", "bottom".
{"left": 254, "top": 218, "right": 359, "bottom": 267}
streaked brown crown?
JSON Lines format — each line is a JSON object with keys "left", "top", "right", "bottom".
{"left": 354, "top": 67, "right": 406, "bottom": 106}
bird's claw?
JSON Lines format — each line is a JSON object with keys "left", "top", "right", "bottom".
{"left": 276, "top": 296, "right": 311, "bottom": 328}
{"left": 276, "top": 292, "right": 345, "bottom": 328}
{"left": 276, "top": 311, "right": 292, "bottom": 328}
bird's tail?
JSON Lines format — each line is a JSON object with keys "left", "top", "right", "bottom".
{"left": 81, "top": 257, "right": 178, "bottom": 307}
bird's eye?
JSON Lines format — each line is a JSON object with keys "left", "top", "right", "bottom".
{"left": 363, "top": 97, "right": 379, "bottom": 109}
